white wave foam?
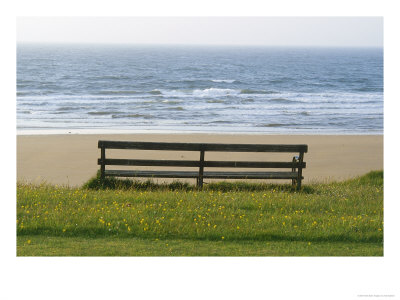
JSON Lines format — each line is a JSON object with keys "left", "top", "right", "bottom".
{"left": 158, "top": 88, "right": 241, "bottom": 98}
{"left": 162, "top": 99, "right": 183, "bottom": 104}
{"left": 211, "top": 79, "right": 236, "bottom": 83}
{"left": 193, "top": 88, "right": 240, "bottom": 97}
{"left": 159, "top": 90, "right": 189, "bottom": 97}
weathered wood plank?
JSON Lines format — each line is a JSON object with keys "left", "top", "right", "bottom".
{"left": 98, "top": 140, "right": 308, "bottom": 153}
{"left": 104, "top": 170, "right": 199, "bottom": 178}
{"left": 203, "top": 171, "right": 300, "bottom": 179}
{"left": 104, "top": 170, "right": 301, "bottom": 179}
{"left": 198, "top": 150, "right": 205, "bottom": 188}
{"left": 98, "top": 158, "right": 306, "bottom": 169}
{"left": 100, "top": 145, "right": 105, "bottom": 180}
{"left": 204, "top": 161, "right": 306, "bottom": 168}
{"left": 99, "top": 159, "right": 200, "bottom": 167}
{"left": 292, "top": 156, "right": 297, "bottom": 186}
{"left": 297, "top": 151, "right": 305, "bottom": 189}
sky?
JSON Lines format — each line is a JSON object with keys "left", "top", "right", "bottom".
{"left": 16, "top": 16, "right": 383, "bottom": 47}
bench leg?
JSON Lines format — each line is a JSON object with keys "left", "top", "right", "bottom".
{"left": 297, "top": 178, "right": 302, "bottom": 190}
{"left": 198, "top": 150, "right": 205, "bottom": 189}
{"left": 296, "top": 153, "right": 304, "bottom": 191}
{"left": 296, "top": 168, "right": 303, "bottom": 190}
{"left": 100, "top": 145, "right": 105, "bottom": 181}
{"left": 198, "top": 177, "right": 204, "bottom": 188}
{"left": 292, "top": 157, "right": 297, "bottom": 188}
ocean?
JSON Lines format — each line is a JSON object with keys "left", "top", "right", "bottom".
{"left": 16, "top": 44, "right": 383, "bottom": 134}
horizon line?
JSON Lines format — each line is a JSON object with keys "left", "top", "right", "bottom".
{"left": 16, "top": 42, "right": 383, "bottom": 49}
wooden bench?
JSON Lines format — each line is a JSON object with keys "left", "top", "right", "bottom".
{"left": 98, "top": 140, "right": 308, "bottom": 189}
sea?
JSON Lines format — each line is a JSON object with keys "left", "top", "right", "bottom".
{"left": 16, "top": 44, "right": 383, "bottom": 134}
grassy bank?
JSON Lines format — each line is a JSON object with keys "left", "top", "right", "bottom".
{"left": 17, "top": 171, "right": 383, "bottom": 256}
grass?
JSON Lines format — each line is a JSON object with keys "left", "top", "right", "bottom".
{"left": 17, "top": 171, "right": 384, "bottom": 256}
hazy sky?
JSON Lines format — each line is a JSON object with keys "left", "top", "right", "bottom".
{"left": 17, "top": 16, "right": 383, "bottom": 47}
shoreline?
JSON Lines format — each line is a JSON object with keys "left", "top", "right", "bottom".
{"left": 16, "top": 129, "right": 384, "bottom": 136}
{"left": 17, "top": 133, "right": 383, "bottom": 187}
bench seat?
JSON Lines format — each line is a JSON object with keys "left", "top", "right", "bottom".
{"left": 104, "top": 170, "right": 301, "bottom": 180}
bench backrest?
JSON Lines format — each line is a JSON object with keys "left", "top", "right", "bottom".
{"left": 98, "top": 140, "right": 307, "bottom": 167}
{"left": 98, "top": 140, "right": 308, "bottom": 153}
{"left": 98, "top": 140, "right": 308, "bottom": 188}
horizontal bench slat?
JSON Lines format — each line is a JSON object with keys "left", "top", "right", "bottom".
{"left": 98, "top": 140, "right": 308, "bottom": 153}
{"left": 104, "top": 170, "right": 300, "bottom": 180}
{"left": 100, "top": 159, "right": 199, "bottom": 167}
{"left": 204, "top": 171, "right": 300, "bottom": 179}
{"left": 205, "top": 161, "right": 306, "bottom": 168}
{"left": 105, "top": 170, "right": 198, "bottom": 178}
{"left": 99, "top": 158, "right": 306, "bottom": 168}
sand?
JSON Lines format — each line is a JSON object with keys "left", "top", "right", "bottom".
{"left": 16, "top": 134, "right": 383, "bottom": 187}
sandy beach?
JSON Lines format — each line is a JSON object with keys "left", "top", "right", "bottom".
{"left": 17, "top": 134, "right": 383, "bottom": 187}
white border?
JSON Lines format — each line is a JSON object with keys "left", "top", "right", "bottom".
{"left": 3, "top": 1, "right": 399, "bottom": 300}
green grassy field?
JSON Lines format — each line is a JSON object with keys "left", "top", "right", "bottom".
{"left": 17, "top": 171, "right": 383, "bottom": 256}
